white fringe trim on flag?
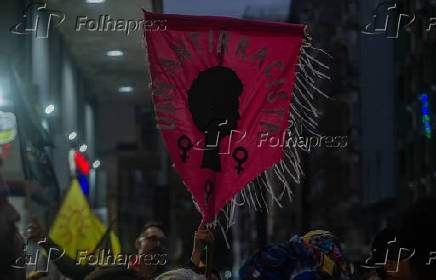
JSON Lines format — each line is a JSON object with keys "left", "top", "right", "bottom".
{"left": 207, "top": 31, "right": 332, "bottom": 247}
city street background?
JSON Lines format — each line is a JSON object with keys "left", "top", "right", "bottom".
{"left": 0, "top": 0, "right": 434, "bottom": 279}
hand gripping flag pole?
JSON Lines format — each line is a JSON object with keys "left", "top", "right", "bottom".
{"left": 143, "top": 11, "right": 331, "bottom": 242}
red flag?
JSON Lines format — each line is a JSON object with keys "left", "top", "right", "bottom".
{"left": 74, "top": 150, "right": 90, "bottom": 176}
{"left": 143, "top": 11, "right": 324, "bottom": 224}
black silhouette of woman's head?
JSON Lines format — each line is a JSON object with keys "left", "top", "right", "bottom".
{"left": 188, "top": 66, "right": 243, "bottom": 172}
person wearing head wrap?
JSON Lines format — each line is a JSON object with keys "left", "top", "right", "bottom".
{"left": 239, "top": 230, "right": 355, "bottom": 280}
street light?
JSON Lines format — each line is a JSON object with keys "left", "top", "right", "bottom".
{"left": 68, "top": 131, "right": 77, "bottom": 141}
{"left": 118, "top": 86, "right": 134, "bottom": 93}
{"left": 92, "top": 160, "right": 101, "bottom": 169}
{"left": 79, "top": 144, "right": 88, "bottom": 152}
{"left": 45, "top": 104, "right": 55, "bottom": 115}
{"left": 106, "top": 50, "right": 123, "bottom": 57}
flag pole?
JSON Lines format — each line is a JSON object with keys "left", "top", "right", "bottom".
{"left": 204, "top": 239, "right": 214, "bottom": 279}
{"left": 204, "top": 195, "right": 215, "bottom": 280}
{"left": 88, "top": 218, "right": 116, "bottom": 257}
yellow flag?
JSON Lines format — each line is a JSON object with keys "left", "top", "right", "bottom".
{"left": 110, "top": 231, "right": 121, "bottom": 257}
{"left": 49, "top": 179, "right": 121, "bottom": 263}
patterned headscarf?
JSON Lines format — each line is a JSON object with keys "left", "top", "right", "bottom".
{"left": 239, "top": 230, "right": 355, "bottom": 280}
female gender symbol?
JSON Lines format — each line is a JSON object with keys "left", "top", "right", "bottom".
{"left": 232, "top": 146, "right": 248, "bottom": 174}
{"left": 177, "top": 135, "right": 192, "bottom": 163}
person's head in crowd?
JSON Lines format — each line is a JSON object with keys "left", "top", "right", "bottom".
{"left": 369, "top": 227, "right": 412, "bottom": 280}
{"left": 0, "top": 159, "right": 25, "bottom": 280}
{"left": 186, "top": 264, "right": 220, "bottom": 280}
{"left": 26, "top": 271, "right": 48, "bottom": 280}
{"left": 155, "top": 268, "right": 205, "bottom": 280}
{"left": 135, "top": 222, "right": 167, "bottom": 256}
{"left": 84, "top": 267, "right": 141, "bottom": 280}
{"left": 399, "top": 196, "right": 436, "bottom": 280}
{"left": 239, "top": 230, "right": 355, "bottom": 280}
{"left": 133, "top": 222, "right": 168, "bottom": 279}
